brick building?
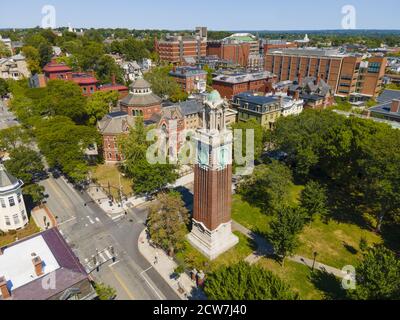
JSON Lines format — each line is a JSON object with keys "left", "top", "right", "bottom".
{"left": 119, "top": 78, "right": 162, "bottom": 120}
{"left": 155, "top": 28, "right": 207, "bottom": 64}
{"left": 207, "top": 33, "right": 261, "bottom": 68}
{"left": 97, "top": 111, "right": 135, "bottom": 164}
{"left": 99, "top": 75, "right": 129, "bottom": 99}
{"left": 265, "top": 48, "right": 386, "bottom": 99}
{"left": 71, "top": 73, "right": 99, "bottom": 96}
{"left": 212, "top": 70, "right": 275, "bottom": 100}
{"left": 263, "top": 39, "right": 297, "bottom": 53}
{"left": 169, "top": 66, "right": 207, "bottom": 93}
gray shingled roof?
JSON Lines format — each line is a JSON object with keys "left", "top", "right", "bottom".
{"left": 98, "top": 112, "right": 135, "bottom": 135}
{"left": 0, "top": 165, "right": 19, "bottom": 188}
{"left": 120, "top": 92, "right": 162, "bottom": 107}
{"left": 377, "top": 89, "right": 400, "bottom": 104}
{"left": 130, "top": 78, "right": 151, "bottom": 90}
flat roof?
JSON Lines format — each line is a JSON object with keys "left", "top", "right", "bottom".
{"left": 0, "top": 235, "right": 60, "bottom": 295}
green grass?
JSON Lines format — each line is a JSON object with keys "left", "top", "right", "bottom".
{"left": 90, "top": 164, "right": 133, "bottom": 199}
{"left": 231, "top": 195, "right": 272, "bottom": 235}
{"left": 0, "top": 218, "right": 41, "bottom": 247}
{"left": 177, "top": 232, "right": 255, "bottom": 273}
{"left": 297, "top": 218, "right": 382, "bottom": 269}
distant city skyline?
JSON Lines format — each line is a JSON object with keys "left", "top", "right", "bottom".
{"left": 0, "top": 0, "right": 399, "bottom": 30}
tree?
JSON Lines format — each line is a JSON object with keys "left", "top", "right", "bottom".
{"left": 4, "top": 147, "right": 44, "bottom": 184}
{"left": 269, "top": 206, "right": 306, "bottom": 265}
{"left": 119, "top": 118, "right": 178, "bottom": 194}
{"left": 23, "top": 184, "right": 46, "bottom": 207}
{"left": 0, "top": 41, "right": 11, "bottom": 58}
{"left": 35, "top": 116, "right": 98, "bottom": 183}
{"left": 94, "top": 283, "right": 117, "bottom": 300}
{"left": 147, "top": 192, "right": 189, "bottom": 255}
{"left": 41, "top": 80, "right": 87, "bottom": 122}
{"left": 232, "top": 118, "right": 265, "bottom": 161}
{"left": 144, "top": 66, "right": 184, "bottom": 100}
{"left": 22, "top": 46, "right": 41, "bottom": 74}
{"left": 238, "top": 162, "right": 294, "bottom": 214}
{"left": 300, "top": 181, "right": 330, "bottom": 223}
{"left": 348, "top": 245, "right": 400, "bottom": 300}
{"left": 0, "top": 79, "right": 9, "bottom": 97}
{"left": 85, "top": 90, "right": 118, "bottom": 126}
{"left": 0, "top": 126, "right": 31, "bottom": 150}
{"left": 95, "top": 55, "right": 124, "bottom": 84}
{"left": 205, "top": 262, "right": 299, "bottom": 300}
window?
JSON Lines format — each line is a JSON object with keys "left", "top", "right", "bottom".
{"left": 8, "top": 196, "right": 15, "bottom": 207}
{"left": 13, "top": 214, "right": 20, "bottom": 225}
{"left": 21, "top": 210, "right": 27, "bottom": 221}
{"left": 0, "top": 198, "right": 5, "bottom": 208}
{"left": 5, "top": 216, "right": 10, "bottom": 226}
{"left": 17, "top": 193, "right": 22, "bottom": 203}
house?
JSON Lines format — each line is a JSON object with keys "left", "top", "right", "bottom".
{"left": 0, "top": 228, "right": 97, "bottom": 300}
{"left": 0, "top": 165, "right": 29, "bottom": 232}
{"left": 169, "top": 66, "right": 207, "bottom": 94}
{"left": 97, "top": 111, "right": 135, "bottom": 164}
{"left": 287, "top": 74, "right": 334, "bottom": 109}
{"left": 121, "top": 61, "right": 142, "bottom": 82}
{"left": 231, "top": 92, "right": 303, "bottom": 130}
{"left": 0, "top": 54, "right": 30, "bottom": 80}
{"left": 99, "top": 75, "right": 129, "bottom": 99}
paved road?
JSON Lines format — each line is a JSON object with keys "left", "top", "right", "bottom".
{"left": 40, "top": 176, "right": 180, "bottom": 300}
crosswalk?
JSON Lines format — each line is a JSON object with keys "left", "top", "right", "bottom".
{"left": 84, "top": 248, "right": 116, "bottom": 273}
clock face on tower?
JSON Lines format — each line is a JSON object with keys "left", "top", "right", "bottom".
{"left": 218, "top": 146, "right": 230, "bottom": 167}
{"left": 198, "top": 144, "right": 209, "bottom": 166}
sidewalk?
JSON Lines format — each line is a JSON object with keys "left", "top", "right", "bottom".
{"left": 86, "top": 183, "right": 126, "bottom": 217}
{"left": 138, "top": 229, "right": 206, "bottom": 300}
{"left": 232, "top": 221, "right": 345, "bottom": 279}
{"left": 31, "top": 205, "right": 57, "bottom": 231}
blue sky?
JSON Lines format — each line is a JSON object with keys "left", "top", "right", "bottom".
{"left": 0, "top": 0, "right": 399, "bottom": 30}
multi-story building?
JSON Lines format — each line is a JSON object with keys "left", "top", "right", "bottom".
{"left": 97, "top": 111, "right": 135, "bottom": 164}
{"left": 265, "top": 48, "right": 386, "bottom": 99}
{"left": 119, "top": 78, "right": 162, "bottom": 120}
{"left": 207, "top": 33, "right": 260, "bottom": 68}
{"left": 263, "top": 39, "right": 297, "bottom": 53}
{"left": 98, "top": 75, "right": 129, "bottom": 99}
{"left": 0, "top": 165, "right": 28, "bottom": 232}
{"left": 0, "top": 228, "right": 97, "bottom": 300}
{"left": 231, "top": 92, "right": 303, "bottom": 129}
{"left": 369, "top": 89, "right": 400, "bottom": 123}
{"left": 212, "top": 70, "right": 275, "bottom": 100}
{"left": 155, "top": 27, "right": 207, "bottom": 64}
{"left": 0, "top": 54, "right": 30, "bottom": 80}
{"left": 169, "top": 66, "right": 207, "bottom": 93}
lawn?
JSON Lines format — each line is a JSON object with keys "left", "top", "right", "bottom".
{"left": 90, "top": 164, "right": 133, "bottom": 199}
{"left": 297, "top": 218, "right": 382, "bottom": 269}
{"left": 257, "top": 257, "right": 346, "bottom": 300}
{"left": 231, "top": 189, "right": 382, "bottom": 270}
{"left": 176, "top": 232, "right": 255, "bottom": 274}
{"left": 0, "top": 218, "right": 41, "bottom": 247}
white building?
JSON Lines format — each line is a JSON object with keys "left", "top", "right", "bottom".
{"left": 0, "top": 35, "right": 12, "bottom": 52}
{"left": 0, "top": 54, "right": 31, "bottom": 80}
{"left": 267, "top": 92, "right": 304, "bottom": 117}
{"left": 0, "top": 165, "right": 29, "bottom": 232}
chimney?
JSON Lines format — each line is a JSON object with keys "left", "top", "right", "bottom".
{"left": 0, "top": 276, "right": 11, "bottom": 299}
{"left": 111, "top": 74, "right": 116, "bottom": 86}
{"left": 32, "top": 255, "right": 44, "bottom": 277}
{"left": 391, "top": 99, "right": 400, "bottom": 113}
{"left": 294, "top": 90, "right": 300, "bottom": 101}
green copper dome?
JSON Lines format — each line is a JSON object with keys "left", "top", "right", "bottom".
{"left": 207, "top": 90, "right": 222, "bottom": 104}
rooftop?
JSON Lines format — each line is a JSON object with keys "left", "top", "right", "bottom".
{"left": 97, "top": 112, "right": 135, "bottom": 135}
{"left": 169, "top": 66, "right": 207, "bottom": 78}
{"left": 269, "top": 47, "right": 345, "bottom": 58}
{"left": 234, "top": 92, "right": 279, "bottom": 105}
{"left": 0, "top": 164, "right": 22, "bottom": 193}
{"left": 213, "top": 71, "right": 274, "bottom": 84}
{"left": 0, "top": 228, "right": 89, "bottom": 300}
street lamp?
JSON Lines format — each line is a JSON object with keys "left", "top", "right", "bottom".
{"left": 312, "top": 251, "right": 318, "bottom": 272}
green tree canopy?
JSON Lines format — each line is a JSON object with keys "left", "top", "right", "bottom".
{"left": 119, "top": 118, "right": 178, "bottom": 194}
{"left": 4, "top": 147, "right": 44, "bottom": 184}
{"left": 205, "top": 261, "right": 299, "bottom": 300}
{"left": 269, "top": 206, "right": 306, "bottom": 265}
{"left": 85, "top": 90, "right": 118, "bottom": 126}
{"left": 238, "top": 161, "right": 294, "bottom": 214}
{"left": 147, "top": 192, "right": 190, "bottom": 255}
{"left": 300, "top": 180, "right": 330, "bottom": 223}
{"left": 349, "top": 245, "right": 400, "bottom": 300}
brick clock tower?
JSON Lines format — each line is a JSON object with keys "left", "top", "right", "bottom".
{"left": 188, "top": 91, "right": 239, "bottom": 260}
